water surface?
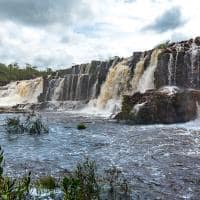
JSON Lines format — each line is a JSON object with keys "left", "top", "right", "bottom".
{"left": 0, "top": 112, "right": 199, "bottom": 199}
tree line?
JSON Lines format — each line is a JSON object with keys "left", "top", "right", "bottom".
{"left": 0, "top": 63, "right": 53, "bottom": 86}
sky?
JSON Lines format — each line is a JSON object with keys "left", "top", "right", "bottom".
{"left": 0, "top": 0, "right": 199, "bottom": 69}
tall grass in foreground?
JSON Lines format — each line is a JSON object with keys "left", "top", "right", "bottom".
{"left": 0, "top": 146, "right": 131, "bottom": 200}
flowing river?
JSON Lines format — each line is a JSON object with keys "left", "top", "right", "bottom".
{"left": 0, "top": 112, "right": 199, "bottom": 199}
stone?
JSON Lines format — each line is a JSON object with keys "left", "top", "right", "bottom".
{"left": 115, "top": 87, "right": 199, "bottom": 124}
{"left": 194, "top": 36, "right": 200, "bottom": 46}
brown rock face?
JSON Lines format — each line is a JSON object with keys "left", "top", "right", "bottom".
{"left": 115, "top": 87, "right": 199, "bottom": 124}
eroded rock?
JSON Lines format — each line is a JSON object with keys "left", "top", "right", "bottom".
{"left": 115, "top": 87, "right": 200, "bottom": 124}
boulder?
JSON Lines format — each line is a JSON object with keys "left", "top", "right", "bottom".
{"left": 115, "top": 87, "right": 200, "bottom": 124}
{"left": 194, "top": 36, "right": 200, "bottom": 46}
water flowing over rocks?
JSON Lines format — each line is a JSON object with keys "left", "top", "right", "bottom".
{"left": 1, "top": 37, "right": 200, "bottom": 123}
{"left": 39, "top": 58, "right": 121, "bottom": 102}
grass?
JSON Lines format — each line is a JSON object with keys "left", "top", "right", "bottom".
{"left": 77, "top": 123, "right": 87, "bottom": 130}
{"left": 0, "top": 145, "right": 132, "bottom": 199}
{"left": 37, "top": 176, "right": 56, "bottom": 190}
{"left": 0, "top": 146, "right": 31, "bottom": 200}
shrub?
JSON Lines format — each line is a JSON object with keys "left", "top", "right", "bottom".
{"left": 0, "top": 146, "right": 131, "bottom": 199}
{"left": 155, "top": 40, "right": 170, "bottom": 49}
{"left": 37, "top": 176, "right": 56, "bottom": 190}
{"left": 62, "top": 159, "right": 100, "bottom": 200}
{"left": 62, "top": 176, "right": 82, "bottom": 200}
{"left": 5, "top": 117, "right": 24, "bottom": 134}
{"left": 104, "top": 166, "right": 130, "bottom": 199}
{"left": 0, "top": 146, "right": 31, "bottom": 200}
{"left": 24, "top": 116, "right": 49, "bottom": 134}
{"left": 5, "top": 114, "right": 49, "bottom": 134}
{"left": 77, "top": 123, "right": 87, "bottom": 130}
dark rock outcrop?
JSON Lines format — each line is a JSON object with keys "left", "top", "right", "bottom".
{"left": 154, "top": 39, "right": 200, "bottom": 89}
{"left": 38, "top": 57, "right": 121, "bottom": 102}
{"left": 115, "top": 87, "right": 199, "bottom": 124}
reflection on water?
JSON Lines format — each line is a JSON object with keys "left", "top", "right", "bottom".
{"left": 0, "top": 112, "right": 199, "bottom": 199}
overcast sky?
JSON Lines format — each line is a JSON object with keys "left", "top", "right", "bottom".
{"left": 0, "top": 0, "right": 199, "bottom": 69}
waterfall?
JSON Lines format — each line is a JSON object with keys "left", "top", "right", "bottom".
{"left": 52, "top": 78, "right": 65, "bottom": 101}
{"left": 0, "top": 77, "right": 43, "bottom": 107}
{"left": 130, "top": 56, "right": 146, "bottom": 93}
{"left": 96, "top": 60, "right": 130, "bottom": 109}
{"left": 81, "top": 50, "right": 162, "bottom": 116}
{"left": 168, "top": 54, "right": 173, "bottom": 85}
{"left": 190, "top": 43, "right": 200, "bottom": 88}
{"left": 173, "top": 51, "right": 179, "bottom": 85}
{"left": 137, "top": 49, "right": 162, "bottom": 93}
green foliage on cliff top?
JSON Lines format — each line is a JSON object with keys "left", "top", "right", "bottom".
{"left": 155, "top": 40, "right": 170, "bottom": 49}
{"left": 0, "top": 63, "right": 52, "bottom": 85}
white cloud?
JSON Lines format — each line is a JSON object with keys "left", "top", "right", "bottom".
{"left": 0, "top": 0, "right": 199, "bottom": 69}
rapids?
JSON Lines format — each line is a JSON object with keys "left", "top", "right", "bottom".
{"left": 0, "top": 112, "right": 199, "bottom": 199}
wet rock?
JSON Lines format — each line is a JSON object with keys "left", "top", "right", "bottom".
{"left": 194, "top": 36, "right": 200, "bottom": 46}
{"left": 39, "top": 57, "right": 121, "bottom": 102}
{"left": 115, "top": 87, "right": 199, "bottom": 124}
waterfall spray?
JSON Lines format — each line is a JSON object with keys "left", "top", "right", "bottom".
{"left": 130, "top": 56, "right": 146, "bottom": 93}
{"left": 168, "top": 53, "right": 173, "bottom": 85}
{"left": 137, "top": 49, "right": 162, "bottom": 93}
{"left": 96, "top": 60, "right": 130, "bottom": 109}
{"left": 0, "top": 77, "right": 43, "bottom": 107}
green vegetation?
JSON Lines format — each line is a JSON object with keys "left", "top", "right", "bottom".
{"left": 62, "top": 159, "right": 99, "bottom": 200}
{"left": 5, "top": 113, "right": 49, "bottom": 134}
{"left": 5, "top": 117, "right": 24, "bottom": 134}
{"left": 0, "top": 146, "right": 31, "bottom": 200}
{"left": 0, "top": 63, "right": 52, "bottom": 85}
{"left": 155, "top": 40, "right": 170, "bottom": 49}
{"left": 37, "top": 176, "right": 56, "bottom": 190}
{"left": 77, "top": 123, "right": 87, "bottom": 130}
{"left": 0, "top": 146, "right": 131, "bottom": 199}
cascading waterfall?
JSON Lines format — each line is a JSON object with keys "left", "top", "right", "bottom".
{"left": 168, "top": 53, "right": 173, "bottom": 86}
{"left": 79, "top": 59, "right": 131, "bottom": 116}
{"left": 0, "top": 38, "right": 199, "bottom": 117}
{"left": 0, "top": 77, "right": 43, "bottom": 107}
{"left": 83, "top": 50, "right": 162, "bottom": 116}
{"left": 174, "top": 52, "right": 178, "bottom": 85}
{"left": 96, "top": 60, "right": 130, "bottom": 109}
{"left": 130, "top": 56, "right": 146, "bottom": 93}
{"left": 52, "top": 78, "right": 65, "bottom": 101}
{"left": 137, "top": 49, "right": 162, "bottom": 93}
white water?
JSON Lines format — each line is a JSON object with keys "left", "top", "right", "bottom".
{"left": 130, "top": 56, "right": 146, "bottom": 93}
{"left": 79, "top": 60, "right": 130, "bottom": 116}
{"left": 168, "top": 54, "right": 173, "bottom": 85}
{"left": 0, "top": 77, "right": 43, "bottom": 107}
{"left": 81, "top": 49, "right": 163, "bottom": 116}
{"left": 52, "top": 78, "right": 65, "bottom": 101}
{"left": 137, "top": 49, "right": 162, "bottom": 93}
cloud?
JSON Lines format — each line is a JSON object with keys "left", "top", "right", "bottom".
{"left": 0, "top": 0, "right": 199, "bottom": 68}
{"left": 0, "top": 0, "right": 92, "bottom": 27}
{"left": 142, "top": 6, "right": 186, "bottom": 33}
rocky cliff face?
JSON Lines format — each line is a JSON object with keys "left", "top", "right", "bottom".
{"left": 155, "top": 37, "right": 200, "bottom": 89}
{"left": 38, "top": 37, "right": 200, "bottom": 104}
{"left": 1, "top": 37, "right": 200, "bottom": 123}
{"left": 115, "top": 37, "right": 200, "bottom": 124}
{"left": 38, "top": 58, "right": 121, "bottom": 102}
{"left": 115, "top": 87, "right": 200, "bottom": 124}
